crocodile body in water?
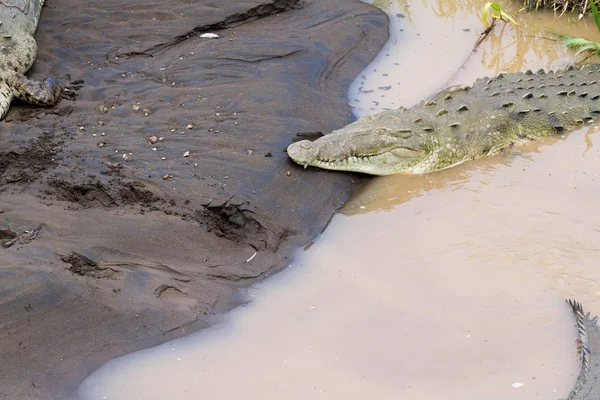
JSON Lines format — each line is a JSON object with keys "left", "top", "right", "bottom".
{"left": 0, "top": 0, "right": 60, "bottom": 119}
{"left": 287, "top": 65, "right": 600, "bottom": 175}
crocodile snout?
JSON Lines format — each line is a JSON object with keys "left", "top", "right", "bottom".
{"left": 287, "top": 140, "right": 318, "bottom": 166}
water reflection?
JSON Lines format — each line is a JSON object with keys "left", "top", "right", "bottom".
{"left": 352, "top": 0, "right": 600, "bottom": 116}
{"left": 343, "top": 123, "right": 599, "bottom": 215}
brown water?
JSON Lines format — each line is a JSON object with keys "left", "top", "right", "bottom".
{"left": 349, "top": 0, "right": 600, "bottom": 115}
{"left": 77, "top": 1, "right": 600, "bottom": 399}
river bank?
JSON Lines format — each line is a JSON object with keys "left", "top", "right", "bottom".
{"left": 0, "top": 1, "right": 388, "bottom": 398}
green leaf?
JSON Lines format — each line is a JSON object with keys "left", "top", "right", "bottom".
{"left": 481, "top": 2, "right": 518, "bottom": 28}
{"left": 500, "top": 10, "right": 519, "bottom": 25}
{"left": 559, "top": 35, "right": 594, "bottom": 48}
{"left": 591, "top": 0, "right": 600, "bottom": 33}
{"left": 574, "top": 43, "right": 600, "bottom": 56}
{"left": 482, "top": 2, "right": 491, "bottom": 28}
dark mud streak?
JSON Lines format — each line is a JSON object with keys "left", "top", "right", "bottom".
{"left": 154, "top": 284, "right": 184, "bottom": 298}
{"left": 215, "top": 49, "right": 303, "bottom": 63}
{"left": 62, "top": 252, "right": 119, "bottom": 279}
{"left": 121, "top": 0, "right": 303, "bottom": 58}
{"left": 47, "top": 178, "right": 161, "bottom": 209}
{"left": 0, "top": 132, "right": 59, "bottom": 185}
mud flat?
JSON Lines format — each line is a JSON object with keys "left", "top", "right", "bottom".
{"left": 0, "top": 0, "right": 389, "bottom": 398}
{"left": 77, "top": 1, "right": 600, "bottom": 399}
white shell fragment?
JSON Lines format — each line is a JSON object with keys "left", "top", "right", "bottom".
{"left": 246, "top": 251, "right": 257, "bottom": 263}
{"left": 200, "top": 33, "right": 219, "bottom": 39}
{"left": 511, "top": 382, "right": 524, "bottom": 388}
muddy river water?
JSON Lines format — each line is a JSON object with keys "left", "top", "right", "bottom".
{"left": 77, "top": 1, "right": 600, "bottom": 399}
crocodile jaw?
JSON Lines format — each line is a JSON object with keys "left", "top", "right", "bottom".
{"left": 287, "top": 137, "right": 427, "bottom": 176}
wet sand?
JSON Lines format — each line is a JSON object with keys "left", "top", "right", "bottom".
{"left": 77, "top": 1, "right": 600, "bottom": 399}
{"left": 78, "top": 133, "right": 599, "bottom": 398}
{"left": 0, "top": 1, "right": 389, "bottom": 398}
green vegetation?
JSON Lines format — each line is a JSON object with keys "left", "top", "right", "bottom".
{"left": 481, "top": 2, "right": 519, "bottom": 28}
{"left": 557, "top": 0, "right": 600, "bottom": 61}
{"left": 526, "top": 0, "right": 595, "bottom": 14}
{"left": 475, "top": 2, "right": 519, "bottom": 49}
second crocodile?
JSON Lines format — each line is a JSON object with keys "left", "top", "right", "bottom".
{"left": 0, "top": 0, "right": 61, "bottom": 119}
{"left": 566, "top": 299, "right": 600, "bottom": 399}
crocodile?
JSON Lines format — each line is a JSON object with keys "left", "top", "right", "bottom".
{"left": 0, "top": 0, "right": 60, "bottom": 119}
{"left": 287, "top": 65, "right": 600, "bottom": 175}
{"left": 566, "top": 299, "right": 600, "bottom": 399}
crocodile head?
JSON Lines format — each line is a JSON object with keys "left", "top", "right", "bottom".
{"left": 287, "top": 116, "right": 432, "bottom": 176}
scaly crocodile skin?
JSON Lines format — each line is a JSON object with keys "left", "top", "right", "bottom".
{"left": 288, "top": 65, "right": 600, "bottom": 175}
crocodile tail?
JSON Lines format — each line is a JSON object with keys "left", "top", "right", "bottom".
{"left": 0, "top": 83, "right": 14, "bottom": 120}
{"left": 566, "top": 299, "right": 600, "bottom": 399}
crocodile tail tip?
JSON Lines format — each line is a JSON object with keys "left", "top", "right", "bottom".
{"left": 567, "top": 298, "right": 584, "bottom": 313}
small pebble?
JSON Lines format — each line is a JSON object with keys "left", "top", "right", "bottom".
{"left": 149, "top": 136, "right": 158, "bottom": 144}
{"left": 132, "top": 105, "right": 140, "bottom": 111}
{"left": 186, "top": 124, "right": 193, "bottom": 129}
{"left": 183, "top": 151, "right": 190, "bottom": 157}
{"left": 122, "top": 154, "right": 129, "bottom": 162}
{"left": 512, "top": 382, "right": 524, "bottom": 388}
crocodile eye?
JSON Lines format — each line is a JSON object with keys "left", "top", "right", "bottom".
{"left": 374, "top": 128, "right": 390, "bottom": 135}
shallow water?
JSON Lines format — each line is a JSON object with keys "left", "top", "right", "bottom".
{"left": 77, "top": 1, "right": 600, "bottom": 399}
{"left": 349, "top": 0, "right": 600, "bottom": 115}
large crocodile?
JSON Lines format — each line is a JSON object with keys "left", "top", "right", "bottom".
{"left": 0, "top": 0, "right": 60, "bottom": 119}
{"left": 287, "top": 65, "right": 600, "bottom": 175}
